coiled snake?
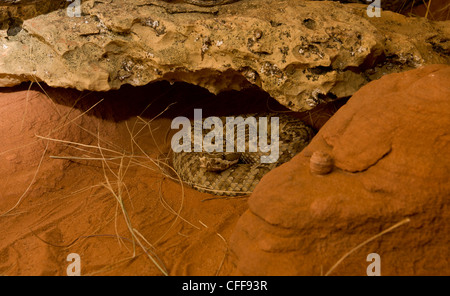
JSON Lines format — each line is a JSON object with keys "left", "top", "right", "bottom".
{"left": 171, "top": 113, "right": 315, "bottom": 196}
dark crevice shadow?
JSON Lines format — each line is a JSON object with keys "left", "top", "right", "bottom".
{"left": 1, "top": 81, "right": 291, "bottom": 122}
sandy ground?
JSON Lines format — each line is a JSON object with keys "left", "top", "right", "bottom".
{"left": 0, "top": 81, "right": 337, "bottom": 275}
{"left": 0, "top": 0, "right": 447, "bottom": 277}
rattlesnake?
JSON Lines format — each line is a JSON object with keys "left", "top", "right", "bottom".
{"left": 171, "top": 113, "right": 315, "bottom": 196}
{"left": 163, "top": 0, "right": 240, "bottom": 7}
{"left": 164, "top": 0, "right": 416, "bottom": 12}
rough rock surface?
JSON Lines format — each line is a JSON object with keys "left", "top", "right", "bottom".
{"left": 167, "top": 0, "right": 417, "bottom": 12}
{"left": 0, "top": 0, "right": 449, "bottom": 111}
{"left": 229, "top": 64, "right": 450, "bottom": 275}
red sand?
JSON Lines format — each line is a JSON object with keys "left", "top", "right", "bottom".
{"left": 0, "top": 86, "right": 245, "bottom": 275}
{"left": 0, "top": 82, "right": 337, "bottom": 275}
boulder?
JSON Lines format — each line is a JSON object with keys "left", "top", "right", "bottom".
{"left": 229, "top": 64, "right": 450, "bottom": 275}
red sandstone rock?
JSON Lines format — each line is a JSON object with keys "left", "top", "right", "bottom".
{"left": 229, "top": 64, "right": 450, "bottom": 276}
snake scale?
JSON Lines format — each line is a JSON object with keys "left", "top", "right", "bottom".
{"left": 172, "top": 113, "right": 315, "bottom": 196}
{"left": 163, "top": 0, "right": 416, "bottom": 12}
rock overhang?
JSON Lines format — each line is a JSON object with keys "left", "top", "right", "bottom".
{"left": 0, "top": 0, "right": 448, "bottom": 111}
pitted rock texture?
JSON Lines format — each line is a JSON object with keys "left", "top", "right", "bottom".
{"left": 166, "top": 1, "right": 417, "bottom": 12}
{"left": 0, "top": 0, "right": 449, "bottom": 111}
{"left": 229, "top": 64, "right": 450, "bottom": 275}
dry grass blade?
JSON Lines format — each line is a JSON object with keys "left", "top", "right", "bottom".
{"left": 425, "top": 0, "right": 432, "bottom": 19}
{"left": 324, "top": 218, "right": 411, "bottom": 276}
{"left": 96, "top": 134, "right": 169, "bottom": 276}
{"left": 3, "top": 80, "right": 177, "bottom": 275}
{"left": 0, "top": 142, "right": 48, "bottom": 217}
{"left": 214, "top": 232, "right": 228, "bottom": 276}
{"left": 121, "top": 115, "right": 190, "bottom": 247}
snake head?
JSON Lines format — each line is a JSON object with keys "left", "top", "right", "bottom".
{"left": 199, "top": 152, "right": 240, "bottom": 172}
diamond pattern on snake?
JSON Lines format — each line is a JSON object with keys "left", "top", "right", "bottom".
{"left": 172, "top": 113, "right": 315, "bottom": 196}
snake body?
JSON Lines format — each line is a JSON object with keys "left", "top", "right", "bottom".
{"left": 172, "top": 113, "right": 315, "bottom": 196}
{"left": 164, "top": 0, "right": 416, "bottom": 12}
{"left": 163, "top": 0, "right": 240, "bottom": 7}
